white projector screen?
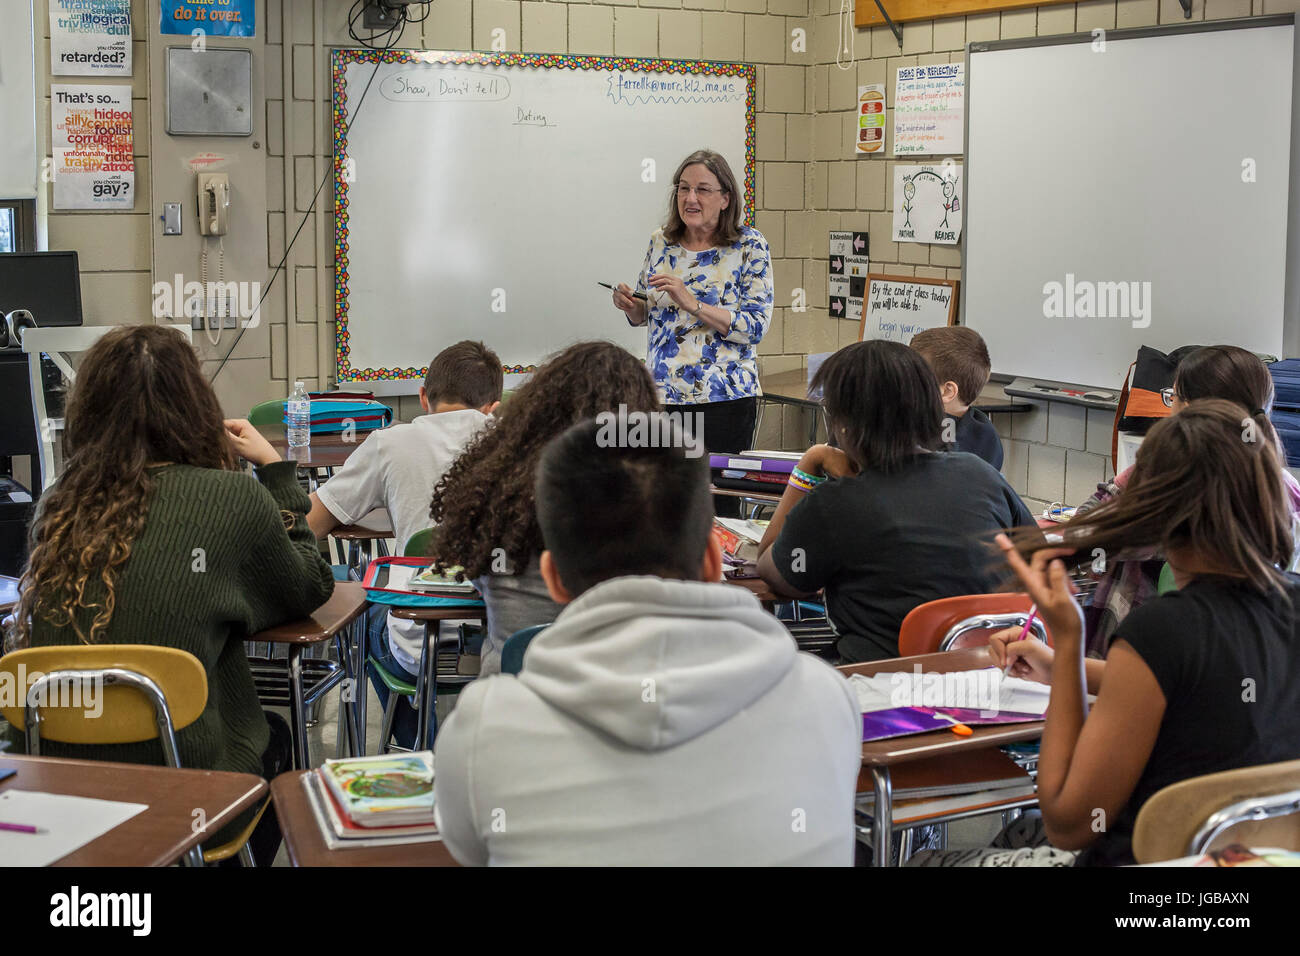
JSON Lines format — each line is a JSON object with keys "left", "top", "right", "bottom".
{"left": 333, "top": 50, "right": 753, "bottom": 388}
{"left": 963, "top": 19, "right": 1299, "bottom": 388}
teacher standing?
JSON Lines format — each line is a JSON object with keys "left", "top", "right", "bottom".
{"left": 612, "top": 149, "right": 774, "bottom": 458}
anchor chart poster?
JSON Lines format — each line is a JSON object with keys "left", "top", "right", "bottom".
{"left": 892, "top": 164, "right": 962, "bottom": 245}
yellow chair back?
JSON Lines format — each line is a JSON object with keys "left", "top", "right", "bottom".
{"left": 0, "top": 644, "right": 207, "bottom": 745}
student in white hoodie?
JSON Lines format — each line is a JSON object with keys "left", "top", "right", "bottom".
{"left": 433, "top": 414, "right": 864, "bottom": 866}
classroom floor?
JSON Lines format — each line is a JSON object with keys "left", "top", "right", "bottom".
{"left": 275, "top": 682, "right": 1004, "bottom": 867}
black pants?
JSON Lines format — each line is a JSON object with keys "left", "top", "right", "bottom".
{"left": 666, "top": 396, "right": 757, "bottom": 517}
{"left": 218, "top": 710, "right": 291, "bottom": 866}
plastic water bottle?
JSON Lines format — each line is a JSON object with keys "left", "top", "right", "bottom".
{"left": 287, "top": 380, "right": 311, "bottom": 449}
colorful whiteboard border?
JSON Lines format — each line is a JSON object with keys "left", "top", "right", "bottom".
{"left": 331, "top": 48, "right": 758, "bottom": 383}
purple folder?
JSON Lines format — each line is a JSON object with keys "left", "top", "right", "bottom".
{"left": 708, "top": 453, "right": 797, "bottom": 475}
{"left": 861, "top": 706, "right": 1042, "bottom": 743}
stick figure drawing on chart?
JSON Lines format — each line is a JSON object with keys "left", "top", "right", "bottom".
{"left": 940, "top": 175, "right": 958, "bottom": 229}
{"left": 902, "top": 178, "right": 916, "bottom": 228}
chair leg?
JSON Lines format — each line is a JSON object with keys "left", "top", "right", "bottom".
{"left": 238, "top": 842, "right": 255, "bottom": 867}
{"left": 378, "top": 693, "right": 398, "bottom": 755}
{"left": 898, "top": 827, "right": 914, "bottom": 863}
{"left": 184, "top": 847, "right": 204, "bottom": 867}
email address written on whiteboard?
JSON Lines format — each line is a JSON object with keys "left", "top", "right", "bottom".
{"left": 607, "top": 73, "right": 744, "bottom": 106}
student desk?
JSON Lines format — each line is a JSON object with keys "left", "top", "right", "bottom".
{"left": 0, "top": 754, "right": 267, "bottom": 866}
{"left": 270, "top": 770, "right": 459, "bottom": 867}
{"left": 388, "top": 603, "right": 490, "bottom": 750}
{"left": 839, "top": 648, "right": 1046, "bottom": 866}
{"left": 258, "top": 423, "right": 363, "bottom": 472}
{"left": 0, "top": 574, "right": 17, "bottom": 616}
{"left": 759, "top": 371, "right": 1034, "bottom": 446}
{"left": 248, "top": 582, "right": 369, "bottom": 770}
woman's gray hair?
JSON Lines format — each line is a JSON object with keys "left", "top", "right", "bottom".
{"left": 663, "top": 149, "right": 742, "bottom": 246}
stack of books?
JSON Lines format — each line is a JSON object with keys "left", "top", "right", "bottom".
{"left": 710, "top": 449, "right": 800, "bottom": 495}
{"left": 714, "top": 517, "right": 769, "bottom": 574}
{"left": 302, "top": 752, "right": 442, "bottom": 850}
{"left": 406, "top": 564, "right": 478, "bottom": 596}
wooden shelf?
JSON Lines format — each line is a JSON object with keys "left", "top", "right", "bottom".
{"left": 856, "top": 0, "right": 1077, "bottom": 30}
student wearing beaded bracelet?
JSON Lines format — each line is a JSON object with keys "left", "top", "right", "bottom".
{"left": 756, "top": 340, "right": 1034, "bottom": 663}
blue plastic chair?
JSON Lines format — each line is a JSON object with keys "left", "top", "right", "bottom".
{"left": 500, "top": 625, "right": 550, "bottom": 676}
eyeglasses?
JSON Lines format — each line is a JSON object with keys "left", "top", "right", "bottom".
{"left": 675, "top": 184, "right": 725, "bottom": 198}
{"left": 1160, "top": 387, "right": 1177, "bottom": 407}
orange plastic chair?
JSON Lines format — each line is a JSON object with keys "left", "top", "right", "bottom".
{"left": 897, "top": 593, "right": 1047, "bottom": 657}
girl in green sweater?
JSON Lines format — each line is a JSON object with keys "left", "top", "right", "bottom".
{"left": 7, "top": 324, "right": 335, "bottom": 863}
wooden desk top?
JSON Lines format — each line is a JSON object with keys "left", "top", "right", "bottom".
{"left": 0, "top": 754, "right": 266, "bottom": 867}
{"left": 257, "top": 424, "right": 367, "bottom": 470}
{"left": 725, "top": 575, "right": 780, "bottom": 605}
{"left": 252, "top": 581, "right": 368, "bottom": 645}
{"left": 271, "top": 771, "right": 459, "bottom": 867}
{"left": 840, "top": 647, "right": 1045, "bottom": 768}
{"left": 0, "top": 574, "right": 18, "bottom": 615}
{"left": 710, "top": 484, "right": 782, "bottom": 503}
{"left": 759, "top": 370, "right": 1032, "bottom": 415}
{"left": 389, "top": 602, "right": 487, "bottom": 622}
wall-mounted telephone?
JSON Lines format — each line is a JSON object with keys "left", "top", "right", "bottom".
{"left": 197, "top": 173, "right": 230, "bottom": 236}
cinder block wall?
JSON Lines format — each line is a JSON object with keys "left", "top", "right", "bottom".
{"left": 33, "top": 0, "right": 1299, "bottom": 508}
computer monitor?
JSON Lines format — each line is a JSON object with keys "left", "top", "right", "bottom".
{"left": 0, "top": 250, "right": 84, "bottom": 329}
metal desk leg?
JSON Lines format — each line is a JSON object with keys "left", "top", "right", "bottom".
{"left": 333, "top": 629, "right": 362, "bottom": 758}
{"left": 871, "top": 766, "right": 893, "bottom": 867}
{"left": 354, "top": 611, "right": 368, "bottom": 756}
{"left": 288, "top": 645, "right": 310, "bottom": 770}
{"left": 413, "top": 620, "right": 440, "bottom": 751}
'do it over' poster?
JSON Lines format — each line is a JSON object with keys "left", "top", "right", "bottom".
{"left": 161, "top": 0, "right": 255, "bottom": 37}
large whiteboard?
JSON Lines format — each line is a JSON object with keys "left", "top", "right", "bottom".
{"left": 332, "top": 50, "right": 754, "bottom": 385}
{"left": 963, "top": 19, "right": 1298, "bottom": 388}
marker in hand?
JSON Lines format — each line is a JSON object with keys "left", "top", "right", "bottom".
{"left": 598, "top": 281, "right": 648, "bottom": 302}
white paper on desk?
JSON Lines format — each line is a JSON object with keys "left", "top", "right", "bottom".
{"left": 849, "top": 667, "right": 1051, "bottom": 716}
{"left": 0, "top": 790, "right": 148, "bottom": 866}
{"left": 384, "top": 564, "right": 416, "bottom": 591}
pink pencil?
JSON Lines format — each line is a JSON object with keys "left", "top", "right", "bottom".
{"left": 0, "top": 821, "right": 38, "bottom": 834}
{"left": 1002, "top": 605, "right": 1038, "bottom": 676}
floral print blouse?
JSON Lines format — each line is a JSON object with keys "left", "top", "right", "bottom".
{"left": 634, "top": 225, "right": 774, "bottom": 405}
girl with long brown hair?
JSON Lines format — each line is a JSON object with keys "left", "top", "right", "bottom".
{"left": 916, "top": 399, "right": 1300, "bottom": 866}
{"left": 428, "top": 341, "right": 658, "bottom": 676}
{"left": 7, "top": 324, "right": 334, "bottom": 863}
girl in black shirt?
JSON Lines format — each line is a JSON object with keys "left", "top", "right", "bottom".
{"left": 987, "top": 398, "right": 1300, "bottom": 866}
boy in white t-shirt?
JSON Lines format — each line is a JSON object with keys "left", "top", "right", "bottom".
{"left": 308, "top": 341, "right": 502, "bottom": 747}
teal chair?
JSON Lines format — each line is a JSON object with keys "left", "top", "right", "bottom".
{"left": 500, "top": 624, "right": 549, "bottom": 676}
{"left": 1157, "top": 562, "right": 1178, "bottom": 595}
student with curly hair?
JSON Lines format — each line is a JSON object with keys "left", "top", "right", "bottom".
{"left": 428, "top": 341, "right": 659, "bottom": 676}
{"left": 6, "top": 324, "right": 335, "bottom": 864}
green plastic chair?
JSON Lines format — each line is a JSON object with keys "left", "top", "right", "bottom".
{"left": 404, "top": 527, "right": 435, "bottom": 558}
{"left": 248, "top": 399, "right": 286, "bottom": 426}
{"left": 1157, "top": 562, "right": 1178, "bottom": 595}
